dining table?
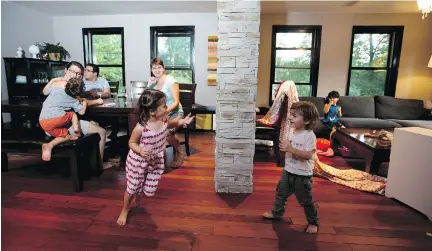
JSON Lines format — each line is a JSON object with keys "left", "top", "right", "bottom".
{"left": 2, "top": 97, "right": 139, "bottom": 134}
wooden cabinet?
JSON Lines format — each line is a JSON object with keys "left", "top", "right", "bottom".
{"left": 3, "top": 58, "right": 69, "bottom": 100}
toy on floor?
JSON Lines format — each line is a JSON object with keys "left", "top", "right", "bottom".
{"left": 316, "top": 138, "right": 335, "bottom": 157}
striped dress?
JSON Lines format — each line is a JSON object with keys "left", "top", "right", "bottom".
{"left": 125, "top": 121, "right": 167, "bottom": 196}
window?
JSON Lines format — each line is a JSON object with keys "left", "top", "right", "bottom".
{"left": 347, "top": 26, "right": 404, "bottom": 96}
{"left": 150, "top": 26, "right": 195, "bottom": 84}
{"left": 82, "top": 27, "right": 125, "bottom": 87}
{"left": 270, "top": 25, "right": 322, "bottom": 103}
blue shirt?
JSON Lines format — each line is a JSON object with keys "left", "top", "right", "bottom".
{"left": 39, "top": 87, "right": 83, "bottom": 121}
{"left": 149, "top": 76, "right": 184, "bottom": 116}
{"left": 323, "top": 105, "right": 340, "bottom": 123}
{"left": 84, "top": 77, "right": 110, "bottom": 92}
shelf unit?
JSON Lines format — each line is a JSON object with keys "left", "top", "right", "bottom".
{"left": 3, "top": 58, "right": 70, "bottom": 100}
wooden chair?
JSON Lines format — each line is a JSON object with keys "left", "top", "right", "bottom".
{"left": 127, "top": 81, "right": 148, "bottom": 99}
{"left": 1, "top": 129, "right": 103, "bottom": 192}
{"left": 255, "top": 94, "right": 288, "bottom": 167}
{"left": 172, "top": 83, "right": 197, "bottom": 156}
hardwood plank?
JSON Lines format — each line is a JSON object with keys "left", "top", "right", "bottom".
{"left": 3, "top": 132, "right": 432, "bottom": 251}
{"left": 349, "top": 244, "right": 427, "bottom": 251}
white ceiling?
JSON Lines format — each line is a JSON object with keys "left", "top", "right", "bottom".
{"left": 262, "top": 1, "right": 420, "bottom": 14}
{"left": 11, "top": 1, "right": 217, "bottom": 16}
{"left": 11, "top": 1, "right": 421, "bottom": 16}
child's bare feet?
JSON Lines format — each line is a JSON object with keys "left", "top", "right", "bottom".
{"left": 172, "top": 151, "right": 185, "bottom": 168}
{"left": 41, "top": 144, "right": 52, "bottom": 161}
{"left": 117, "top": 209, "right": 129, "bottom": 226}
{"left": 70, "top": 131, "right": 81, "bottom": 140}
{"left": 262, "top": 211, "right": 280, "bottom": 220}
{"left": 305, "top": 224, "right": 318, "bottom": 234}
{"left": 71, "top": 123, "right": 81, "bottom": 139}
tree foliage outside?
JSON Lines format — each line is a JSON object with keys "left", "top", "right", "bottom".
{"left": 157, "top": 36, "right": 193, "bottom": 84}
{"left": 272, "top": 32, "right": 314, "bottom": 99}
{"left": 348, "top": 34, "right": 389, "bottom": 96}
{"left": 272, "top": 31, "right": 391, "bottom": 99}
{"left": 91, "top": 34, "right": 124, "bottom": 91}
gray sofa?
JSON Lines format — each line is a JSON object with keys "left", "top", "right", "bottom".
{"left": 299, "top": 96, "right": 432, "bottom": 138}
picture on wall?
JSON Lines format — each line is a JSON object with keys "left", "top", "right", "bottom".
{"left": 207, "top": 35, "right": 218, "bottom": 86}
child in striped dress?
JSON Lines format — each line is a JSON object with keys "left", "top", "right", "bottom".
{"left": 117, "top": 89, "right": 194, "bottom": 226}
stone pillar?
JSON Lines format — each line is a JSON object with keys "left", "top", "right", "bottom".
{"left": 215, "top": 0, "right": 260, "bottom": 193}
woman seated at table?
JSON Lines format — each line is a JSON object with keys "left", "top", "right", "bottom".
{"left": 42, "top": 61, "right": 107, "bottom": 161}
{"left": 147, "top": 57, "right": 185, "bottom": 168}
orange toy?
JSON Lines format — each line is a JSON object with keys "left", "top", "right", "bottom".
{"left": 316, "top": 138, "right": 331, "bottom": 152}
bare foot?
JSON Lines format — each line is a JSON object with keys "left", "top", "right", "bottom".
{"left": 41, "top": 144, "right": 52, "bottom": 161}
{"left": 317, "top": 148, "right": 334, "bottom": 157}
{"left": 172, "top": 151, "right": 185, "bottom": 168}
{"left": 72, "top": 124, "right": 81, "bottom": 139}
{"left": 117, "top": 209, "right": 129, "bottom": 226}
{"left": 305, "top": 224, "right": 318, "bottom": 234}
{"left": 262, "top": 211, "right": 280, "bottom": 220}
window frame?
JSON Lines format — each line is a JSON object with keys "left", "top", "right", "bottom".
{"left": 346, "top": 26, "right": 404, "bottom": 97}
{"left": 82, "top": 27, "right": 126, "bottom": 86}
{"left": 150, "top": 26, "right": 195, "bottom": 83}
{"left": 269, "top": 25, "right": 322, "bottom": 105}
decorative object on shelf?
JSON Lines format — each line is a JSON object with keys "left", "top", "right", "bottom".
{"left": 16, "top": 47, "right": 24, "bottom": 58}
{"left": 28, "top": 44, "right": 40, "bottom": 59}
{"left": 207, "top": 35, "right": 218, "bottom": 86}
{"left": 15, "top": 75, "right": 27, "bottom": 84}
{"left": 36, "top": 42, "right": 71, "bottom": 61}
{"left": 417, "top": 0, "right": 432, "bottom": 19}
{"left": 3, "top": 58, "right": 70, "bottom": 100}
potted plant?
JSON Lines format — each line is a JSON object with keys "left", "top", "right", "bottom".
{"left": 37, "top": 42, "right": 71, "bottom": 61}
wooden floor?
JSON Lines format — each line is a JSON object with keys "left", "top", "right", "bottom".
{"left": 2, "top": 132, "right": 432, "bottom": 251}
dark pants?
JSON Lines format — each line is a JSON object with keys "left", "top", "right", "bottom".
{"left": 271, "top": 170, "right": 318, "bottom": 226}
{"left": 323, "top": 121, "right": 343, "bottom": 129}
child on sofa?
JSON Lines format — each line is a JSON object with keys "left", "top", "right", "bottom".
{"left": 322, "top": 91, "right": 344, "bottom": 130}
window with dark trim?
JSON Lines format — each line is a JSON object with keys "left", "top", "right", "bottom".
{"left": 270, "top": 25, "right": 322, "bottom": 104}
{"left": 150, "top": 26, "right": 195, "bottom": 84}
{"left": 82, "top": 27, "right": 126, "bottom": 87}
{"left": 347, "top": 26, "right": 404, "bottom": 96}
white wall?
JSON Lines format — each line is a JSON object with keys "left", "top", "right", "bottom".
{"left": 53, "top": 13, "right": 218, "bottom": 106}
{"left": 257, "top": 13, "right": 432, "bottom": 107}
{"left": 1, "top": 1, "right": 55, "bottom": 101}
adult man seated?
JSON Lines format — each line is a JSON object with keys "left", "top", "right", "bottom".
{"left": 83, "top": 64, "right": 111, "bottom": 99}
{"left": 83, "top": 63, "right": 118, "bottom": 139}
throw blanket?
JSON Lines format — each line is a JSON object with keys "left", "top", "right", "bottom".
{"left": 259, "top": 81, "right": 387, "bottom": 195}
{"left": 258, "top": 81, "right": 299, "bottom": 143}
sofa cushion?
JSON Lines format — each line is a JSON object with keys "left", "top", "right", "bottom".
{"left": 300, "top": 97, "right": 325, "bottom": 117}
{"left": 312, "top": 118, "right": 331, "bottom": 139}
{"left": 388, "top": 119, "right": 432, "bottom": 129}
{"left": 375, "top": 96, "right": 426, "bottom": 120}
{"left": 338, "top": 96, "right": 375, "bottom": 118}
{"left": 340, "top": 118, "right": 401, "bottom": 129}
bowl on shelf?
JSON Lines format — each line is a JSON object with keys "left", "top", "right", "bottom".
{"left": 15, "top": 75, "right": 27, "bottom": 84}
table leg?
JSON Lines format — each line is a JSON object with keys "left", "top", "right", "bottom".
{"left": 2, "top": 152, "right": 9, "bottom": 172}
{"left": 127, "top": 112, "right": 138, "bottom": 135}
{"left": 364, "top": 155, "right": 373, "bottom": 173}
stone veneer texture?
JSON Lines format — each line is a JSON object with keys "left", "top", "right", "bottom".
{"left": 215, "top": 0, "right": 260, "bottom": 193}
